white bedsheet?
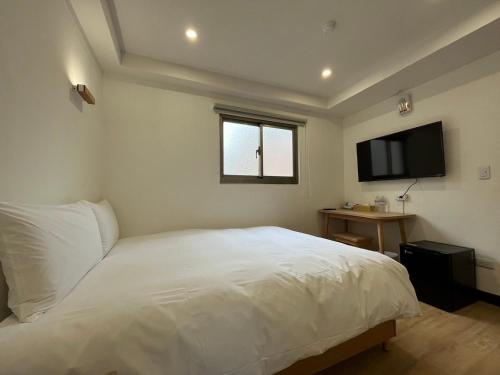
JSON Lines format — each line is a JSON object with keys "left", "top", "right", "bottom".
{"left": 0, "top": 227, "right": 420, "bottom": 375}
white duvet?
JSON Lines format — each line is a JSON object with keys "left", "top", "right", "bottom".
{"left": 0, "top": 227, "right": 420, "bottom": 375}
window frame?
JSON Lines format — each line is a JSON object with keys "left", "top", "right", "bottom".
{"left": 219, "top": 114, "right": 298, "bottom": 184}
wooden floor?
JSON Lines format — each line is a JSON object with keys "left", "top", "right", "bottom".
{"left": 319, "top": 302, "right": 500, "bottom": 375}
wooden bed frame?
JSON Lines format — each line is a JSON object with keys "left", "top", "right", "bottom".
{"left": 277, "top": 320, "right": 396, "bottom": 375}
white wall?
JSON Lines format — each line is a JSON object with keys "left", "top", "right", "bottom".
{"left": 0, "top": 0, "right": 103, "bottom": 203}
{"left": 343, "top": 53, "right": 500, "bottom": 295}
{"left": 102, "top": 78, "right": 344, "bottom": 238}
{"left": 0, "top": 0, "right": 103, "bottom": 318}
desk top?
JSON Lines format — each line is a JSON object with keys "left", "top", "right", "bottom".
{"left": 319, "top": 209, "right": 415, "bottom": 221}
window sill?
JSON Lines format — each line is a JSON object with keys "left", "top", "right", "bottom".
{"left": 220, "top": 176, "right": 298, "bottom": 184}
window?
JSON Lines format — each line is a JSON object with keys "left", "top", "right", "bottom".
{"left": 220, "top": 115, "right": 298, "bottom": 184}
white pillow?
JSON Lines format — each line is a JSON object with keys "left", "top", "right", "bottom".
{"left": 0, "top": 201, "right": 103, "bottom": 322}
{"left": 86, "top": 200, "right": 119, "bottom": 255}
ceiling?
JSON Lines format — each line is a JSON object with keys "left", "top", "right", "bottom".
{"left": 70, "top": 0, "right": 500, "bottom": 117}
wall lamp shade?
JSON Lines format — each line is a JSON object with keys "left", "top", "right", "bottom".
{"left": 74, "top": 84, "right": 95, "bottom": 105}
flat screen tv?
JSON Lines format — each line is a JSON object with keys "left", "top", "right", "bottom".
{"left": 356, "top": 121, "right": 445, "bottom": 182}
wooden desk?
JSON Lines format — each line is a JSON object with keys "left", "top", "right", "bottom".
{"left": 319, "top": 209, "right": 415, "bottom": 253}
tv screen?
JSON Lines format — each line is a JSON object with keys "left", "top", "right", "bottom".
{"left": 356, "top": 122, "right": 445, "bottom": 182}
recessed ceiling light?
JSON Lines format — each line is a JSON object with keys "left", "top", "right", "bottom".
{"left": 185, "top": 28, "right": 198, "bottom": 41}
{"left": 321, "top": 68, "right": 332, "bottom": 79}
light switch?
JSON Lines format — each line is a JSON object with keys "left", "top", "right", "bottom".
{"left": 478, "top": 166, "right": 491, "bottom": 180}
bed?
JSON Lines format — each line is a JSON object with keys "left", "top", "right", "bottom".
{"left": 0, "top": 226, "right": 420, "bottom": 374}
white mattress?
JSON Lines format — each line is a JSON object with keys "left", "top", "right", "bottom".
{"left": 0, "top": 227, "right": 420, "bottom": 374}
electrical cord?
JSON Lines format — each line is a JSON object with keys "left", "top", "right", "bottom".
{"left": 400, "top": 178, "right": 418, "bottom": 214}
{"left": 401, "top": 178, "right": 418, "bottom": 197}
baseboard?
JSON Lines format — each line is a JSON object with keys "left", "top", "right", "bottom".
{"left": 476, "top": 289, "right": 500, "bottom": 307}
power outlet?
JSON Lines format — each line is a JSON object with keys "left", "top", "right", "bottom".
{"left": 396, "top": 194, "right": 409, "bottom": 202}
{"left": 478, "top": 166, "right": 491, "bottom": 180}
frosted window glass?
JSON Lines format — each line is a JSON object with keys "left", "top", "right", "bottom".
{"left": 263, "top": 126, "right": 293, "bottom": 177}
{"left": 223, "top": 122, "right": 260, "bottom": 176}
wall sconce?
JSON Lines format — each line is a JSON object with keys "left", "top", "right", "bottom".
{"left": 398, "top": 94, "right": 412, "bottom": 116}
{"left": 73, "top": 84, "right": 95, "bottom": 105}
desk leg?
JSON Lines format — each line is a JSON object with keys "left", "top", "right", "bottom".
{"left": 377, "top": 222, "right": 385, "bottom": 253}
{"left": 398, "top": 219, "right": 407, "bottom": 244}
{"left": 323, "top": 214, "right": 330, "bottom": 239}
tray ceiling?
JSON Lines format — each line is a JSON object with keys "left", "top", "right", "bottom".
{"left": 70, "top": 0, "right": 500, "bottom": 117}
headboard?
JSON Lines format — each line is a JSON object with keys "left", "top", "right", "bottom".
{"left": 0, "top": 266, "right": 9, "bottom": 321}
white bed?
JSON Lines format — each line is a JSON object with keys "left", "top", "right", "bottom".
{"left": 0, "top": 226, "right": 420, "bottom": 375}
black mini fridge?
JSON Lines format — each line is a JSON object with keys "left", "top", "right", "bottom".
{"left": 400, "top": 241, "right": 477, "bottom": 312}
